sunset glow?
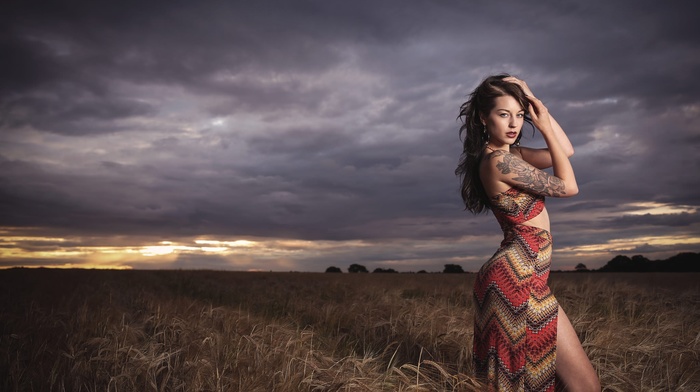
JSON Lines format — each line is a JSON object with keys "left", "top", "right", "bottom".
{"left": 623, "top": 202, "right": 697, "bottom": 216}
{"left": 2, "top": 228, "right": 697, "bottom": 271}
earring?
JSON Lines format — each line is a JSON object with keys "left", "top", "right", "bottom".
{"left": 483, "top": 125, "right": 489, "bottom": 145}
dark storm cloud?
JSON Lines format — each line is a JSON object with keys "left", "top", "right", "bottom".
{"left": 1, "top": 0, "right": 699, "bottom": 270}
{"left": 2, "top": 92, "right": 155, "bottom": 135}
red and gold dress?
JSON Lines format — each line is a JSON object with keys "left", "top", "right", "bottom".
{"left": 473, "top": 187, "right": 558, "bottom": 391}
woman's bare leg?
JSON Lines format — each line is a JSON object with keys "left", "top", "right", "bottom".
{"left": 555, "top": 306, "right": 600, "bottom": 392}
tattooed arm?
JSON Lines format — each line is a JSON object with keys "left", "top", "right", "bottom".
{"left": 485, "top": 151, "right": 569, "bottom": 197}
{"left": 525, "top": 93, "right": 579, "bottom": 197}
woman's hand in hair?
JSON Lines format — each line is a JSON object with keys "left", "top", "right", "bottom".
{"left": 524, "top": 95, "right": 554, "bottom": 136}
{"left": 504, "top": 76, "right": 552, "bottom": 133}
{"left": 503, "top": 76, "right": 534, "bottom": 97}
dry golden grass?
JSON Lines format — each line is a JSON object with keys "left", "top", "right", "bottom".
{"left": 0, "top": 269, "right": 698, "bottom": 391}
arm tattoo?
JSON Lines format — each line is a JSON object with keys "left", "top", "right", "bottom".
{"left": 493, "top": 152, "right": 566, "bottom": 197}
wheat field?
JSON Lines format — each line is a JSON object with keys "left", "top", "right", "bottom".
{"left": 0, "top": 269, "right": 698, "bottom": 391}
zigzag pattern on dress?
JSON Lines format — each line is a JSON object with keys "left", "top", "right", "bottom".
{"left": 473, "top": 187, "right": 557, "bottom": 391}
{"left": 491, "top": 187, "right": 545, "bottom": 231}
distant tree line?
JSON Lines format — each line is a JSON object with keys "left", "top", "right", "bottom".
{"left": 372, "top": 268, "right": 398, "bottom": 273}
{"left": 442, "top": 264, "right": 465, "bottom": 273}
{"left": 325, "top": 264, "right": 468, "bottom": 274}
{"left": 326, "top": 253, "right": 699, "bottom": 274}
{"left": 324, "top": 264, "right": 371, "bottom": 273}
{"left": 594, "top": 252, "right": 700, "bottom": 272}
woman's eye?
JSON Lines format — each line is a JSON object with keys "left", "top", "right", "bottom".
{"left": 517, "top": 113, "right": 524, "bottom": 118}
{"left": 499, "top": 113, "right": 508, "bottom": 117}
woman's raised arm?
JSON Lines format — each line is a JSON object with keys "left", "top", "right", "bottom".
{"left": 504, "top": 77, "right": 574, "bottom": 170}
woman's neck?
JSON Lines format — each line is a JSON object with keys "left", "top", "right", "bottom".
{"left": 485, "top": 144, "right": 509, "bottom": 153}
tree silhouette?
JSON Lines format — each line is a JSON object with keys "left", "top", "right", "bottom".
{"left": 599, "top": 255, "right": 649, "bottom": 272}
{"left": 574, "top": 263, "right": 588, "bottom": 272}
{"left": 597, "top": 252, "right": 699, "bottom": 272}
{"left": 443, "top": 264, "right": 465, "bottom": 273}
{"left": 348, "top": 264, "right": 369, "bottom": 273}
{"left": 373, "top": 267, "right": 398, "bottom": 273}
{"left": 325, "top": 266, "right": 342, "bottom": 273}
{"left": 599, "top": 255, "right": 632, "bottom": 272}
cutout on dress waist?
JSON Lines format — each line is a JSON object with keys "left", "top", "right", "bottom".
{"left": 511, "top": 221, "right": 551, "bottom": 236}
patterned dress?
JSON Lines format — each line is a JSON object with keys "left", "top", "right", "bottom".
{"left": 473, "top": 187, "right": 558, "bottom": 391}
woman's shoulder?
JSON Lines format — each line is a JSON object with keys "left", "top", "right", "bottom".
{"left": 481, "top": 149, "right": 520, "bottom": 171}
{"left": 480, "top": 150, "right": 517, "bottom": 197}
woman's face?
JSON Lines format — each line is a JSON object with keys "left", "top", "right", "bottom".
{"left": 481, "top": 95, "right": 525, "bottom": 147}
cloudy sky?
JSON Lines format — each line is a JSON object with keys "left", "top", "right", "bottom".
{"left": 1, "top": 0, "right": 699, "bottom": 272}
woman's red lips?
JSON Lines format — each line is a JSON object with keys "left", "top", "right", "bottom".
{"left": 507, "top": 132, "right": 517, "bottom": 138}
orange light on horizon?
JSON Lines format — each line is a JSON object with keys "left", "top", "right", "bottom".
{"left": 1, "top": 263, "right": 134, "bottom": 270}
{"left": 1, "top": 228, "right": 697, "bottom": 271}
{"left": 623, "top": 202, "right": 696, "bottom": 216}
{"left": 558, "top": 234, "right": 700, "bottom": 259}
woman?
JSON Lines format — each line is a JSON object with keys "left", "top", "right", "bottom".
{"left": 456, "top": 75, "right": 600, "bottom": 392}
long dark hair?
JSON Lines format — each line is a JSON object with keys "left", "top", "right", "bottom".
{"left": 455, "top": 74, "right": 532, "bottom": 214}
